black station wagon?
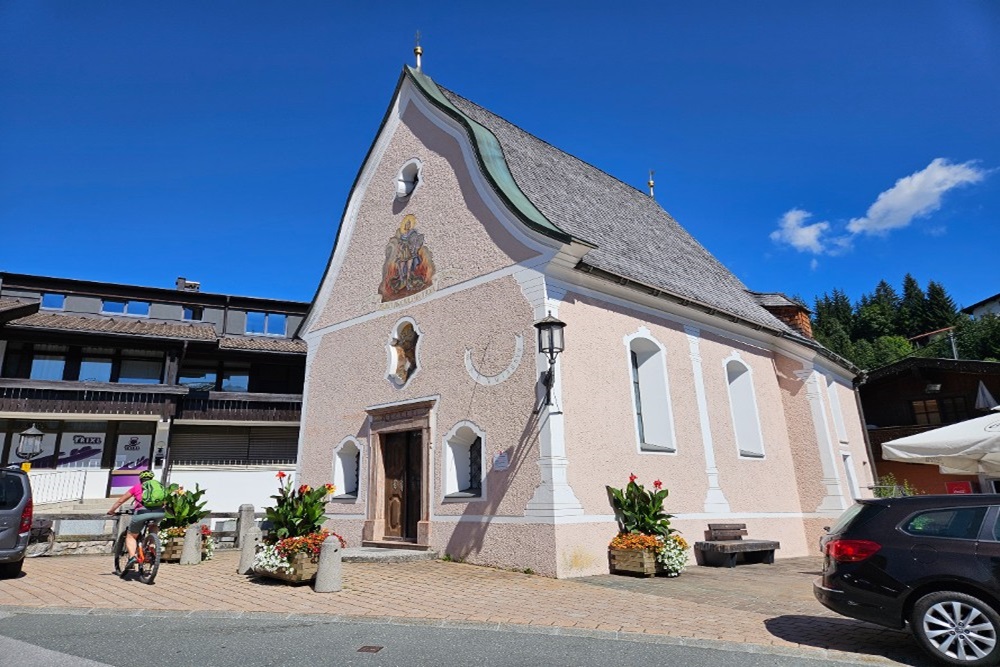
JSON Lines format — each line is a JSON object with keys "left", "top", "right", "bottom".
{"left": 815, "top": 495, "right": 1000, "bottom": 666}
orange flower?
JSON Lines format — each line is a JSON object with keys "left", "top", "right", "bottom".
{"left": 298, "top": 484, "right": 311, "bottom": 494}
{"left": 276, "top": 471, "right": 287, "bottom": 480}
{"left": 324, "top": 483, "right": 335, "bottom": 492}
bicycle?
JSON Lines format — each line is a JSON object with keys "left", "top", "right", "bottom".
{"left": 112, "top": 509, "right": 161, "bottom": 584}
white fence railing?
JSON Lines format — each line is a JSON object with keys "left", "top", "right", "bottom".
{"left": 29, "top": 470, "right": 87, "bottom": 505}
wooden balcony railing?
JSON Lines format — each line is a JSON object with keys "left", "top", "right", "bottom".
{"left": 0, "top": 379, "right": 186, "bottom": 418}
{"left": 177, "top": 391, "right": 302, "bottom": 422}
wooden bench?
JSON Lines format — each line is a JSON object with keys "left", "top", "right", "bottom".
{"left": 693, "top": 523, "right": 780, "bottom": 568}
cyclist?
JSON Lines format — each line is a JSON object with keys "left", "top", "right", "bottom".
{"left": 107, "top": 470, "right": 166, "bottom": 573}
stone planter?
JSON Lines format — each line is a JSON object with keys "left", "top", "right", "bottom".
{"left": 609, "top": 548, "right": 665, "bottom": 577}
{"left": 255, "top": 552, "right": 319, "bottom": 584}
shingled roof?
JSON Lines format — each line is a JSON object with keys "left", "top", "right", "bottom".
{"left": 8, "top": 312, "right": 217, "bottom": 340}
{"left": 219, "top": 336, "right": 307, "bottom": 354}
{"left": 0, "top": 299, "right": 39, "bottom": 324}
{"left": 435, "top": 85, "right": 791, "bottom": 334}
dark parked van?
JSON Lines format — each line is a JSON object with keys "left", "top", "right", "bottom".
{"left": 0, "top": 467, "right": 32, "bottom": 578}
{"left": 815, "top": 495, "right": 1000, "bottom": 666}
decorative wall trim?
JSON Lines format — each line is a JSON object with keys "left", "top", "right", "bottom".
{"left": 794, "top": 366, "right": 849, "bottom": 514}
{"left": 685, "top": 325, "right": 731, "bottom": 513}
{"left": 384, "top": 316, "right": 423, "bottom": 389}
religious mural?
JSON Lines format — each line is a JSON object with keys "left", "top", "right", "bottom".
{"left": 379, "top": 214, "right": 435, "bottom": 302}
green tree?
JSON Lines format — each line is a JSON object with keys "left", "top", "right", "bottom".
{"left": 813, "top": 289, "right": 854, "bottom": 341}
{"left": 897, "top": 274, "right": 929, "bottom": 338}
{"left": 853, "top": 280, "right": 900, "bottom": 342}
{"left": 956, "top": 314, "right": 1000, "bottom": 361}
{"left": 925, "top": 280, "right": 960, "bottom": 331}
{"left": 870, "top": 335, "right": 914, "bottom": 368}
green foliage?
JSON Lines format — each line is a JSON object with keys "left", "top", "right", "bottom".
{"left": 872, "top": 473, "right": 919, "bottom": 498}
{"left": 956, "top": 314, "right": 1000, "bottom": 362}
{"left": 264, "top": 473, "right": 334, "bottom": 541}
{"left": 606, "top": 476, "right": 675, "bottom": 537}
{"left": 160, "top": 483, "right": 209, "bottom": 529}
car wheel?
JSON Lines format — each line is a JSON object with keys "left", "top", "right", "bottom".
{"left": 912, "top": 591, "right": 1000, "bottom": 666}
{"left": 0, "top": 559, "right": 23, "bottom": 578}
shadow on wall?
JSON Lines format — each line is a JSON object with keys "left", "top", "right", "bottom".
{"left": 441, "top": 370, "right": 552, "bottom": 571}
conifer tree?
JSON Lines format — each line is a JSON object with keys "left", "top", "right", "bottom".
{"left": 925, "top": 280, "right": 959, "bottom": 331}
{"left": 897, "top": 274, "right": 929, "bottom": 338}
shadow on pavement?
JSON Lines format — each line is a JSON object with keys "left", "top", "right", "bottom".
{"left": 764, "top": 615, "right": 930, "bottom": 665}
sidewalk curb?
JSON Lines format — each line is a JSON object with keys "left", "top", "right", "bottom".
{"left": 0, "top": 604, "right": 899, "bottom": 665}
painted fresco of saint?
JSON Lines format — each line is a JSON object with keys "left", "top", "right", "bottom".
{"left": 379, "top": 214, "right": 435, "bottom": 302}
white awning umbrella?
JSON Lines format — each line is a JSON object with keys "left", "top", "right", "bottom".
{"left": 976, "top": 380, "right": 999, "bottom": 411}
{"left": 883, "top": 412, "right": 1000, "bottom": 474}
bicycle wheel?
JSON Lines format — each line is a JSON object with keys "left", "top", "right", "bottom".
{"left": 112, "top": 531, "right": 128, "bottom": 575}
{"left": 137, "top": 532, "right": 160, "bottom": 584}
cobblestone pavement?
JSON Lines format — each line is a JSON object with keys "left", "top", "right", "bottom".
{"left": 0, "top": 552, "right": 929, "bottom": 665}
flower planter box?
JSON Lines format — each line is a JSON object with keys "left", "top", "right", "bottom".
{"left": 609, "top": 548, "right": 665, "bottom": 577}
{"left": 255, "top": 552, "right": 319, "bottom": 585}
{"left": 160, "top": 537, "right": 184, "bottom": 562}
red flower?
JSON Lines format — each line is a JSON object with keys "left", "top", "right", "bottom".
{"left": 276, "top": 471, "right": 287, "bottom": 480}
{"left": 299, "top": 484, "right": 311, "bottom": 494}
{"left": 653, "top": 479, "right": 662, "bottom": 490}
{"left": 629, "top": 473, "right": 637, "bottom": 483}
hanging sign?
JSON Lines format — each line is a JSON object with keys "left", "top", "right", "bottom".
{"left": 946, "top": 481, "right": 974, "bottom": 495}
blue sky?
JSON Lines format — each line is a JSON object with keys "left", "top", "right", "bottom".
{"left": 1, "top": 2, "right": 997, "bottom": 311}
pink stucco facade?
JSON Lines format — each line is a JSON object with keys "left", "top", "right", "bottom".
{"left": 298, "top": 73, "right": 872, "bottom": 577}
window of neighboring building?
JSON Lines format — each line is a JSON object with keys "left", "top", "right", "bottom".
{"left": 29, "top": 344, "right": 67, "bottom": 381}
{"left": 903, "top": 507, "right": 988, "bottom": 540}
{"left": 79, "top": 348, "right": 114, "bottom": 383}
{"left": 626, "top": 335, "right": 676, "bottom": 453}
{"left": 221, "top": 362, "right": 250, "bottom": 392}
{"left": 912, "top": 397, "right": 968, "bottom": 426}
{"left": 182, "top": 306, "right": 203, "bottom": 321}
{"left": 101, "top": 300, "right": 150, "bottom": 317}
{"left": 443, "top": 423, "right": 484, "bottom": 499}
{"left": 333, "top": 438, "right": 361, "bottom": 499}
{"left": 118, "top": 350, "right": 163, "bottom": 384}
{"left": 725, "top": 357, "right": 765, "bottom": 458}
{"left": 178, "top": 363, "right": 217, "bottom": 391}
{"left": 246, "top": 312, "right": 286, "bottom": 336}
{"left": 40, "top": 293, "right": 65, "bottom": 310}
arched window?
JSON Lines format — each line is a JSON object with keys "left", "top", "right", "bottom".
{"left": 332, "top": 437, "right": 361, "bottom": 498}
{"left": 443, "top": 422, "right": 484, "bottom": 499}
{"left": 395, "top": 159, "right": 422, "bottom": 198}
{"left": 625, "top": 332, "right": 676, "bottom": 453}
{"left": 725, "top": 356, "right": 765, "bottom": 458}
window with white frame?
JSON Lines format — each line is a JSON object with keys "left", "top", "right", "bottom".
{"left": 725, "top": 357, "right": 765, "bottom": 458}
{"left": 332, "top": 438, "right": 361, "bottom": 498}
{"left": 626, "top": 334, "right": 676, "bottom": 452}
{"left": 443, "top": 423, "right": 484, "bottom": 499}
{"left": 826, "top": 376, "right": 849, "bottom": 443}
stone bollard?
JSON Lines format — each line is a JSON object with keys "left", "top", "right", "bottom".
{"left": 235, "top": 504, "right": 255, "bottom": 548}
{"left": 238, "top": 523, "right": 261, "bottom": 575}
{"left": 313, "top": 535, "right": 342, "bottom": 593}
{"left": 180, "top": 524, "right": 201, "bottom": 565}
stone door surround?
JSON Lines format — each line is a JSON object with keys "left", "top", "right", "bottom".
{"left": 362, "top": 398, "right": 435, "bottom": 548}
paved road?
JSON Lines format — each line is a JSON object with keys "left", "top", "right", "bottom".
{"left": 1, "top": 552, "right": 929, "bottom": 665}
{"left": 0, "top": 611, "right": 882, "bottom": 667}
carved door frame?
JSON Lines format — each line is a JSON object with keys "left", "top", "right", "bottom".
{"left": 363, "top": 398, "right": 435, "bottom": 547}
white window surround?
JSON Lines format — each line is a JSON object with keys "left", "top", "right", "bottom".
{"left": 623, "top": 328, "right": 677, "bottom": 454}
{"left": 395, "top": 158, "right": 423, "bottom": 199}
{"left": 442, "top": 420, "right": 485, "bottom": 501}
{"left": 385, "top": 316, "right": 423, "bottom": 389}
{"left": 723, "top": 352, "right": 766, "bottom": 459}
{"left": 825, "top": 375, "right": 850, "bottom": 444}
{"left": 332, "top": 436, "right": 362, "bottom": 502}
{"left": 841, "top": 452, "right": 861, "bottom": 499}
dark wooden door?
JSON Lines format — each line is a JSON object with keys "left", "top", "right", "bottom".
{"left": 382, "top": 430, "right": 421, "bottom": 540}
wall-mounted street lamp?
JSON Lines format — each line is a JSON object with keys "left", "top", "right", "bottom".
{"left": 16, "top": 424, "right": 44, "bottom": 470}
{"left": 534, "top": 312, "right": 566, "bottom": 407}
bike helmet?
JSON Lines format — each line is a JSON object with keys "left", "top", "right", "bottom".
{"left": 138, "top": 470, "right": 155, "bottom": 482}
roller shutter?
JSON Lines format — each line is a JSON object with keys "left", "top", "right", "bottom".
{"left": 169, "top": 426, "right": 298, "bottom": 466}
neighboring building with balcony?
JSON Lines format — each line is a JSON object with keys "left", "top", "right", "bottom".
{"left": 0, "top": 272, "right": 307, "bottom": 509}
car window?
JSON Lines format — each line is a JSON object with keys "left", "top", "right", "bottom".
{"left": 992, "top": 510, "right": 1000, "bottom": 541}
{"left": 828, "top": 503, "right": 867, "bottom": 534}
{"left": 903, "top": 507, "right": 988, "bottom": 539}
{"left": 0, "top": 472, "right": 25, "bottom": 510}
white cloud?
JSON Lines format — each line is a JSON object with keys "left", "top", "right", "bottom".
{"left": 810, "top": 258, "right": 819, "bottom": 271}
{"left": 847, "top": 158, "right": 985, "bottom": 235}
{"left": 769, "top": 208, "right": 829, "bottom": 254}
{"left": 770, "top": 158, "right": 987, "bottom": 257}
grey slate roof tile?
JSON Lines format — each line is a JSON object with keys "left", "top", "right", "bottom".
{"left": 439, "top": 87, "right": 791, "bottom": 333}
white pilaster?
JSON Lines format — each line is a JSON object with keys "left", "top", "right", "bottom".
{"left": 685, "top": 326, "right": 730, "bottom": 513}
{"left": 523, "top": 286, "right": 584, "bottom": 518}
{"left": 794, "top": 367, "right": 848, "bottom": 513}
